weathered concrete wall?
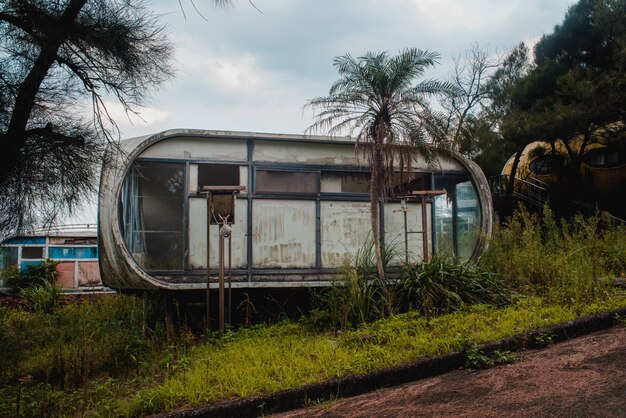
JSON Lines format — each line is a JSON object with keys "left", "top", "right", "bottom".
{"left": 98, "top": 129, "right": 493, "bottom": 290}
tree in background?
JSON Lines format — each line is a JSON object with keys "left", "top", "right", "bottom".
{"left": 307, "top": 49, "right": 454, "bottom": 303}
{"left": 482, "top": 42, "right": 534, "bottom": 197}
{"left": 438, "top": 43, "right": 533, "bottom": 180}
{"left": 0, "top": 0, "right": 177, "bottom": 237}
{"left": 440, "top": 43, "right": 501, "bottom": 158}
{"left": 503, "top": 0, "right": 626, "bottom": 202}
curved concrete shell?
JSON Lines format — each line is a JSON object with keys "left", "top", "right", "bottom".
{"left": 501, "top": 130, "right": 626, "bottom": 218}
{"left": 99, "top": 130, "right": 493, "bottom": 290}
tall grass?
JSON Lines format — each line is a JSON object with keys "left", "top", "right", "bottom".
{"left": 2, "top": 209, "right": 625, "bottom": 416}
{"left": 0, "top": 294, "right": 187, "bottom": 416}
{"left": 20, "top": 281, "right": 63, "bottom": 314}
{"left": 480, "top": 206, "right": 626, "bottom": 306}
{"left": 315, "top": 238, "right": 402, "bottom": 330}
{"left": 0, "top": 295, "right": 165, "bottom": 387}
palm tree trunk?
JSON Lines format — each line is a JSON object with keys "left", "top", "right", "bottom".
{"left": 369, "top": 162, "right": 385, "bottom": 282}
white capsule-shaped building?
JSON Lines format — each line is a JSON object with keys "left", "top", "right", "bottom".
{"left": 98, "top": 129, "right": 493, "bottom": 291}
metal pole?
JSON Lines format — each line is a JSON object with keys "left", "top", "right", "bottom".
{"left": 402, "top": 200, "right": 408, "bottom": 263}
{"left": 205, "top": 193, "right": 211, "bottom": 332}
{"left": 421, "top": 195, "right": 428, "bottom": 262}
{"left": 218, "top": 225, "right": 225, "bottom": 335}
{"left": 228, "top": 234, "right": 232, "bottom": 326}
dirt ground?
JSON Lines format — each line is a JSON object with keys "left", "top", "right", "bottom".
{"left": 274, "top": 326, "right": 626, "bottom": 418}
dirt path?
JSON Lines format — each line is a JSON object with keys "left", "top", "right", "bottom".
{"left": 274, "top": 326, "right": 626, "bottom": 417}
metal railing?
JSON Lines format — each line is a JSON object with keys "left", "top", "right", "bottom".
{"left": 490, "top": 174, "right": 549, "bottom": 209}
{"left": 490, "top": 175, "right": 626, "bottom": 224}
{"left": 31, "top": 223, "right": 97, "bottom": 235}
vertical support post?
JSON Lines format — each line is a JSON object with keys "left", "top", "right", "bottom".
{"left": 218, "top": 228, "right": 225, "bottom": 335}
{"left": 228, "top": 192, "right": 234, "bottom": 326}
{"left": 402, "top": 199, "right": 408, "bottom": 263}
{"left": 247, "top": 139, "right": 254, "bottom": 283}
{"left": 315, "top": 198, "right": 321, "bottom": 269}
{"left": 205, "top": 192, "right": 211, "bottom": 332}
{"left": 421, "top": 195, "right": 428, "bottom": 262}
{"left": 228, "top": 234, "right": 232, "bottom": 326}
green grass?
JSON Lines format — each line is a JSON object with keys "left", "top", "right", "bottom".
{"left": 118, "top": 295, "right": 626, "bottom": 416}
{"left": 2, "top": 293, "right": 625, "bottom": 417}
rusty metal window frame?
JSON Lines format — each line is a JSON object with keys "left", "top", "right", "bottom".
{"left": 254, "top": 168, "right": 320, "bottom": 195}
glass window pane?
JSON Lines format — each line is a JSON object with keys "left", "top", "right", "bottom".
{"left": 321, "top": 172, "right": 370, "bottom": 193}
{"left": 22, "top": 247, "right": 43, "bottom": 259}
{"left": 49, "top": 247, "right": 98, "bottom": 259}
{"left": 433, "top": 174, "right": 481, "bottom": 260}
{"left": 256, "top": 170, "right": 318, "bottom": 194}
{"left": 119, "top": 161, "right": 185, "bottom": 271}
{"left": 5, "top": 237, "right": 46, "bottom": 245}
{"left": 434, "top": 194, "right": 454, "bottom": 254}
{"left": 0, "top": 247, "right": 18, "bottom": 270}
{"left": 455, "top": 181, "right": 480, "bottom": 259}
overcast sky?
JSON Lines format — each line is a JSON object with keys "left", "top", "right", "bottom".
{"left": 107, "top": 0, "right": 577, "bottom": 138}
{"left": 74, "top": 0, "right": 577, "bottom": 224}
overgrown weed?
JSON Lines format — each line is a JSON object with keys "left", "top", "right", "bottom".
{"left": 480, "top": 206, "right": 625, "bottom": 305}
{"left": 2, "top": 209, "right": 626, "bottom": 416}
{"left": 396, "top": 252, "right": 510, "bottom": 317}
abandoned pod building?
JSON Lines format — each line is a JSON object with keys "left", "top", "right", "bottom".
{"left": 98, "top": 129, "right": 493, "bottom": 291}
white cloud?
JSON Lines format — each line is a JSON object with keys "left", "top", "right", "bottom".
{"left": 109, "top": 0, "right": 579, "bottom": 139}
{"left": 66, "top": 0, "right": 581, "bottom": 223}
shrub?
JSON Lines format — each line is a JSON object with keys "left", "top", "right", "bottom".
{"left": 314, "top": 239, "right": 401, "bottom": 330}
{"left": 316, "top": 263, "right": 386, "bottom": 330}
{"left": 21, "top": 281, "right": 63, "bottom": 313}
{"left": 396, "top": 252, "right": 511, "bottom": 316}
{"left": 3, "top": 260, "right": 59, "bottom": 292}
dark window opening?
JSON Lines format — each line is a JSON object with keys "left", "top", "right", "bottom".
{"left": 391, "top": 173, "right": 431, "bottom": 197}
{"left": 63, "top": 238, "right": 98, "bottom": 245}
{"left": 583, "top": 148, "right": 622, "bottom": 168}
{"left": 198, "top": 164, "right": 240, "bottom": 187}
{"left": 256, "top": 170, "right": 318, "bottom": 194}
{"left": 529, "top": 155, "right": 563, "bottom": 175}
{"left": 22, "top": 247, "right": 43, "bottom": 259}
{"left": 0, "top": 247, "right": 18, "bottom": 269}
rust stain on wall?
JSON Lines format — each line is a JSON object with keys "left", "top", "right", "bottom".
{"left": 252, "top": 200, "right": 316, "bottom": 268}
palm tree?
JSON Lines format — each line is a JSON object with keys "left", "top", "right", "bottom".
{"left": 307, "top": 48, "right": 454, "bottom": 292}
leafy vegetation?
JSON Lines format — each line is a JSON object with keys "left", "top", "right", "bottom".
{"left": 1, "top": 260, "right": 63, "bottom": 313}
{"left": 1, "top": 212, "right": 625, "bottom": 416}
{"left": 397, "top": 252, "right": 510, "bottom": 317}
{"left": 19, "top": 282, "right": 63, "bottom": 314}
{"left": 315, "top": 238, "right": 511, "bottom": 330}
{"left": 2, "top": 260, "right": 58, "bottom": 292}
{"left": 480, "top": 206, "right": 625, "bottom": 307}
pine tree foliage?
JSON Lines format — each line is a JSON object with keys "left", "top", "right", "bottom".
{"left": 0, "top": 0, "right": 175, "bottom": 237}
